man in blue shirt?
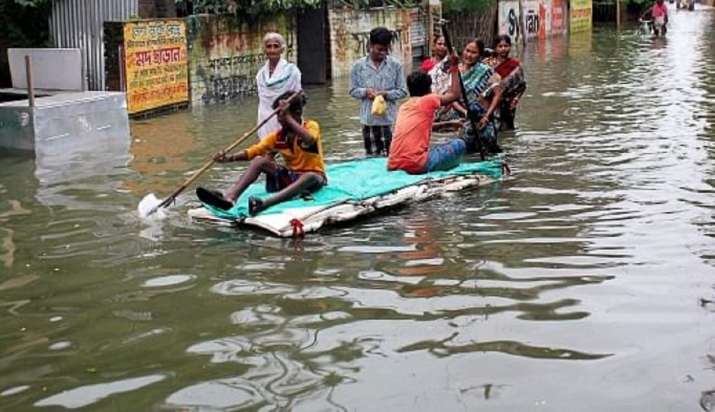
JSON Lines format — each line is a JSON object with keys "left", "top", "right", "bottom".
{"left": 349, "top": 27, "right": 408, "bottom": 156}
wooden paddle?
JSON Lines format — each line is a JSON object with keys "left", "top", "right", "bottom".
{"left": 441, "top": 24, "right": 486, "bottom": 161}
{"left": 139, "top": 91, "right": 303, "bottom": 217}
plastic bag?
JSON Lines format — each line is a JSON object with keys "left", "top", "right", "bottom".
{"left": 371, "top": 95, "right": 386, "bottom": 116}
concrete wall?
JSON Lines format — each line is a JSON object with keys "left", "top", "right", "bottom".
{"left": 186, "top": 14, "right": 297, "bottom": 105}
{"left": 328, "top": 7, "right": 419, "bottom": 78}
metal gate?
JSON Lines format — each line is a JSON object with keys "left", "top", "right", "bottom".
{"left": 50, "top": 0, "right": 138, "bottom": 91}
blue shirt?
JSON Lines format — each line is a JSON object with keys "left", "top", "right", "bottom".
{"left": 349, "top": 56, "right": 408, "bottom": 126}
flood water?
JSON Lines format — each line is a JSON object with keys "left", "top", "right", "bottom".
{"left": 2, "top": 8, "right": 715, "bottom": 411}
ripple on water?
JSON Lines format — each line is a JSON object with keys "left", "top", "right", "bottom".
{"left": 357, "top": 270, "right": 425, "bottom": 285}
{"left": 211, "top": 279, "right": 296, "bottom": 296}
{"left": 142, "top": 274, "right": 196, "bottom": 288}
{"left": 1, "top": 385, "right": 30, "bottom": 397}
{"left": 34, "top": 374, "right": 166, "bottom": 409}
{"left": 49, "top": 341, "right": 72, "bottom": 350}
{"left": 337, "top": 245, "right": 416, "bottom": 253}
{"left": 165, "top": 379, "right": 264, "bottom": 410}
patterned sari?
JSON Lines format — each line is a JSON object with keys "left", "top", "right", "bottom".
{"left": 459, "top": 62, "right": 501, "bottom": 154}
{"left": 487, "top": 57, "right": 526, "bottom": 130}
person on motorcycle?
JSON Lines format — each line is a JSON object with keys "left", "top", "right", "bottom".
{"left": 643, "top": 0, "right": 669, "bottom": 36}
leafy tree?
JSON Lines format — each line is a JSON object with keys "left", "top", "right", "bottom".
{"left": 0, "top": 0, "right": 51, "bottom": 86}
{"left": 192, "top": 0, "right": 322, "bottom": 15}
{"left": 441, "top": 0, "right": 492, "bottom": 13}
{"left": 191, "top": 0, "right": 424, "bottom": 15}
{"left": 0, "top": 0, "right": 51, "bottom": 47}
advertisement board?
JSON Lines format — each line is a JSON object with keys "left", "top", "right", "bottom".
{"left": 123, "top": 20, "right": 189, "bottom": 114}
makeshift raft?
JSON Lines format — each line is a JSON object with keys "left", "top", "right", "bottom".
{"left": 188, "top": 157, "right": 504, "bottom": 237}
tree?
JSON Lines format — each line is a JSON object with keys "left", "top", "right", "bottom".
{"left": 192, "top": 0, "right": 322, "bottom": 16}
{"left": 0, "top": 0, "right": 51, "bottom": 87}
{"left": 442, "top": 0, "right": 492, "bottom": 14}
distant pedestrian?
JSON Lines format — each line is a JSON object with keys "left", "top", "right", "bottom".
{"left": 349, "top": 27, "right": 408, "bottom": 156}
{"left": 256, "top": 32, "right": 302, "bottom": 140}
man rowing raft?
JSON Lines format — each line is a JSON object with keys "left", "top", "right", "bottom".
{"left": 196, "top": 91, "right": 326, "bottom": 216}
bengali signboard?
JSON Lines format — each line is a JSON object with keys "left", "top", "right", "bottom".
{"left": 523, "top": 0, "right": 540, "bottom": 39}
{"left": 498, "top": 0, "right": 521, "bottom": 42}
{"left": 123, "top": 20, "right": 189, "bottom": 114}
{"left": 570, "top": 0, "right": 593, "bottom": 33}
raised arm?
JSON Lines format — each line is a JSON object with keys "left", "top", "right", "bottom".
{"left": 439, "top": 54, "right": 461, "bottom": 106}
{"left": 281, "top": 114, "right": 317, "bottom": 147}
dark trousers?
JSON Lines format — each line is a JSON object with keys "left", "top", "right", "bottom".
{"left": 362, "top": 125, "right": 392, "bottom": 156}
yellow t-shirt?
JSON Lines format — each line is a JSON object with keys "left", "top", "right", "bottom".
{"left": 245, "top": 120, "right": 325, "bottom": 176}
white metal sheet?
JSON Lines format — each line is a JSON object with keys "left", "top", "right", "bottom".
{"left": 8, "top": 48, "right": 83, "bottom": 91}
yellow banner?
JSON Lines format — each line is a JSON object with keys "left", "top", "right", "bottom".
{"left": 124, "top": 20, "right": 189, "bottom": 114}
{"left": 570, "top": 0, "right": 592, "bottom": 33}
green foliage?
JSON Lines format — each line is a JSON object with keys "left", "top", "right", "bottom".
{"left": 192, "top": 0, "right": 322, "bottom": 15}
{"left": 333, "top": 0, "right": 422, "bottom": 8}
{"left": 442, "top": 0, "right": 492, "bottom": 13}
{"left": 0, "top": 0, "right": 51, "bottom": 47}
{"left": 12, "top": 0, "right": 48, "bottom": 6}
{"left": 191, "top": 0, "right": 423, "bottom": 15}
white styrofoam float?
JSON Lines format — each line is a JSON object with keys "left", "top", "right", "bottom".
{"left": 188, "top": 170, "right": 497, "bottom": 237}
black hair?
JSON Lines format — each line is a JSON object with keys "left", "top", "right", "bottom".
{"left": 407, "top": 71, "right": 432, "bottom": 97}
{"left": 272, "top": 90, "right": 306, "bottom": 112}
{"left": 465, "top": 38, "right": 486, "bottom": 55}
{"left": 494, "top": 34, "right": 512, "bottom": 48}
{"left": 369, "top": 27, "right": 393, "bottom": 47}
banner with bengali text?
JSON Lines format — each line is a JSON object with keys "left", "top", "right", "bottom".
{"left": 124, "top": 20, "right": 189, "bottom": 114}
{"left": 569, "top": 0, "right": 592, "bottom": 33}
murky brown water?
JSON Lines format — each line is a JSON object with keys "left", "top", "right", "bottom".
{"left": 2, "top": 8, "right": 715, "bottom": 411}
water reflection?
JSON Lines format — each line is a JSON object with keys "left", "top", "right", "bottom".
{"left": 34, "top": 374, "right": 166, "bottom": 409}
{"left": 0, "top": 9, "right": 715, "bottom": 411}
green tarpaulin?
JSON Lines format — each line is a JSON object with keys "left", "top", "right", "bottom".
{"left": 202, "top": 157, "right": 503, "bottom": 219}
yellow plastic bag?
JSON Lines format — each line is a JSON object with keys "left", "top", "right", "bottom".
{"left": 371, "top": 95, "right": 386, "bottom": 116}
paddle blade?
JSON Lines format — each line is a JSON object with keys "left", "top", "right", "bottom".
{"left": 138, "top": 193, "right": 164, "bottom": 218}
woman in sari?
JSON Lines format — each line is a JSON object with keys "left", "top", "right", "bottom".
{"left": 421, "top": 35, "right": 448, "bottom": 75}
{"left": 456, "top": 39, "right": 503, "bottom": 154}
{"left": 256, "top": 32, "right": 302, "bottom": 140}
{"left": 486, "top": 34, "right": 526, "bottom": 130}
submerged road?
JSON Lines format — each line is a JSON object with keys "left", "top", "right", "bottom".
{"left": 1, "top": 6, "right": 714, "bottom": 411}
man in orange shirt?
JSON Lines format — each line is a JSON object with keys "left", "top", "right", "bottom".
{"left": 196, "top": 91, "right": 326, "bottom": 215}
{"left": 388, "top": 52, "right": 465, "bottom": 174}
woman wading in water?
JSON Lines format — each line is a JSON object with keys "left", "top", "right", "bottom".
{"left": 454, "top": 39, "right": 503, "bottom": 154}
{"left": 485, "top": 35, "right": 526, "bottom": 131}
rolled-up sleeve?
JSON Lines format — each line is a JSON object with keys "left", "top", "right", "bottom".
{"left": 245, "top": 132, "right": 277, "bottom": 159}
